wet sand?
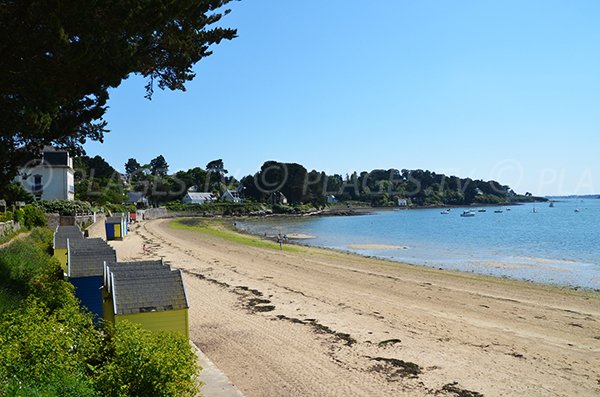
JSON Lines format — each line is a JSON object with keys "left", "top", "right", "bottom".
{"left": 111, "top": 218, "right": 600, "bottom": 397}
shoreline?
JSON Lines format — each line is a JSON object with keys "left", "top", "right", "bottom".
{"left": 112, "top": 219, "right": 600, "bottom": 396}
{"left": 228, "top": 219, "right": 600, "bottom": 293}
{"left": 161, "top": 200, "right": 539, "bottom": 220}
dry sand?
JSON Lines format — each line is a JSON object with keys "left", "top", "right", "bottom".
{"left": 111, "top": 219, "right": 600, "bottom": 397}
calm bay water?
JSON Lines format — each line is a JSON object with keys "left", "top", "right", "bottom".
{"left": 237, "top": 199, "right": 600, "bottom": 289}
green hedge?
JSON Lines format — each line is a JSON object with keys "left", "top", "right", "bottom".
{"left": 167, "top": 201, "right": 266, "bottom": 215}
{"left": 33, "top": 200, "right": 94, "bottom": 216}
{"left": 0, "top": 229, "right": 200, "bottom": 396}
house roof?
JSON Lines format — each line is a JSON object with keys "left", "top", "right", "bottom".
{"left": 127, "top": 192, "right": 147, "bottom": 204}
{"left": 107, "top": 261, "right": 188, "bottom": 315}
{"left": 54, "top": 226, "right": 84, "bottom": 249}
{"left": 223, "top": 190, "right": 240, "bottom": 197}
{"left": 185, "top": 192, "right": 216, "bottom": 200}
{"left": 68, "top": 238, "right": 117, "bottom": 278}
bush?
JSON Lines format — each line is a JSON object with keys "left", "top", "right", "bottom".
{"left": 0, "top": 234, "right": 68, "bottom": 310}
{"left": 34, "top": 200, "right": 94, "bottom": 216}
{"left": 0, "top": 212, "right": 13, "bottom": 222}
{"left": 97, "top": 321, "right": 200, "bottom": 397}
{"left": 0, "top": 299, "right": 100, "bottom": 397}
{"left": 0, "top": 229, "right": 202, "bottom": 396}
{"left": 13, "top": 208, "right": 24, "bottom": 225}
{"left": 104, "top": 202, "right": 136, "bottom": 215}
{"left": 167, "top": 201, "right": 267, "bottom": 215}
{"left": 22, "top": 205, "right": 47, "bottom": 229}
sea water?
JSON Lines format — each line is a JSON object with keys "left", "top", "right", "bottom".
{"left": 237, "top": 199, "right": 600, "bottom": 289}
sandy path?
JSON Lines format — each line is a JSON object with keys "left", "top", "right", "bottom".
{"left": 111, "top": 219, "right": 600, "bottom": 397}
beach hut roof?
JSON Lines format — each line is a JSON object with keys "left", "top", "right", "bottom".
{"left": 103, "top": 260, "right": 170, "bottom": 291}
{"left": 68, "top": 239, "right": 117, "bottom": 278}
{"left": 54, "top": 225, "right": 84, "bottom": 249}
{"left": 111, "top": 269, "right": 188, "bottom": 315}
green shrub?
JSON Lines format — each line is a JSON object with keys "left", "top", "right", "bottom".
{"left": 97, "top": 321, "right": 200, "bottom": 397}
{"left": 22, "top": 205, "right": 47, "bottom": 229}
{"left": 33, "top": 200, "right": 93, "bottom": 216}
{"left": 0, "top": 229, "right": 201, "bottom": 397}
{"left": 104, "top": 202, "right": 136, "bottom": 214}
{"left": 0, "top": 212, "right": 13, "bottom": 222}
{"left": 0, "top": 237, "right": 68, "bottom": 310}
{"left": 167, "top": 201, "right": 267, "bottom": 215}
{"left": 0, "top": 299, "right": 100, "bottom": 397}
{"left": 13, "top": 208, "right": 25, "bottom": 225}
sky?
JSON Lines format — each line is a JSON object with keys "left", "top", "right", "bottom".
{"left": 84, "top": 0, "right": 600, "bottom": 196}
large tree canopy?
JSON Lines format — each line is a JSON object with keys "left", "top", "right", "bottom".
{"left": 0, "top": 0, "right": 237, "bottom": 190}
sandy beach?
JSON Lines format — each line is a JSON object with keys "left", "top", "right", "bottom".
{"left": 111, "top": 218, "right": 600, "bottom": 397}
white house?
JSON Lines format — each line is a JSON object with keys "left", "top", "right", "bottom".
{"left": 221, "top": 190, "right": 242, "bottom": 203}
{"left": 15, "top": 148, "right": 75, "bottom": 201}
{"left": 182, "top": 192, "right": 216, "bottom": 205}
{"left": 397, "top": 198, "right": 408, "bottom": 207}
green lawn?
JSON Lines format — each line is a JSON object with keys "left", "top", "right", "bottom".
{"left": 170, "top": 219, "right": 305, "bottom": 253}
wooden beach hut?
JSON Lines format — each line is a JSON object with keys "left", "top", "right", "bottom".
{"left": 67, "top": 238, "right": 117, "bottom": 323}
{"left": 103, "top": 260, "right": 189, "bottom": 337}
{"left": 53, "top": 225, "right": 84, "bottom": 271}
{"left": 105, "top": 214, "right": 128, "bottom": 240}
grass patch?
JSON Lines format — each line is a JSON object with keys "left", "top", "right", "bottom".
{"left": 170, "top": 218, "right": 305, "bottom": 253}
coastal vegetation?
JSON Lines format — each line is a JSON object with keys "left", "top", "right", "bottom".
{"left": 131, "top": 156, "right": 544, "bottom": 208}
{"left": 171, "top": 218, "right": 305, "bottom": 253}
{"left": 0, "top": 230, "right": 200, "bottom": 396}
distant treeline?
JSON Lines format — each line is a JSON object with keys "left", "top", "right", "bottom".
{"left": 68, "top": 155, "right": 543, "bottom": 207}
{"left": 238, "top": 161, "right": 542, "bottom": 206}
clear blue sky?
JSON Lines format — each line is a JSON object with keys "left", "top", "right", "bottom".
{"left": 85, "top": 0, "right": 600, "bottom": 196}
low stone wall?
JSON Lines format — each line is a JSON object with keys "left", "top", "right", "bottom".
{"left": 0, "top": 221, "right": 20, "bottom": 238}
{"left": 85, "top": 213, "right": 106, "bottom": 240}
{"left": 141, "top": 207, "right": 168, "bottom": 220}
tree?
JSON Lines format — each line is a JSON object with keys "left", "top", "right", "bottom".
{"left": 149, "top": 155, "right": 169, "bottom": 176}
{"left": 0, "top": 0, "right": 237, "bottom": 190}
{"left": 124, "top": 158, "right": 142, "bottom": 179}
{"left": 206, "top": 159, "right": 228, "bottom": 192}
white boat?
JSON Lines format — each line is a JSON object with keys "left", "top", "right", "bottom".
{"left": 575, "top": 209, "right": 580, "bottom": 213}
{"left": 460, "top": 210, "right": 475, "bottom": 217}
{"left": 440, "top": 210, "right": 451, "bottom": 215}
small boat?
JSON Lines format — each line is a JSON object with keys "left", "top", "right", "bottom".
{"left": 460, "top": 210, "right": 475, "bottom": 217}
{"left": 440, "top": 210, "right": 451, "bottom": 215}
{"left": 532, "top": 207, "right": 537, "bottom": 213}
{"left": 506, "top": 208, "right": 512, "bottom": 211}
{"left": 478, "top": 209, "right": 487, "bottom": 213}
{"left": 549, "top": 202, "right": 555, "bottom": 208}
{"left": 494, "top": 210, "right": 503, "bottom": 213}
{"left": 575, "top": 209, "right": 580, "bottom": 213}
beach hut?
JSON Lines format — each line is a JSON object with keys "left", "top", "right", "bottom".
{"left": 53, "top": 225, "right": 84, "bottom": 271}
{"left": 105, "top": 214, "right": 128, "bottom": 240}
{"left": 67, "top": 238, "right": 117, "bottom": 323}
{"left": 103, "top": 260, "right": 189, "bottom": 337}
